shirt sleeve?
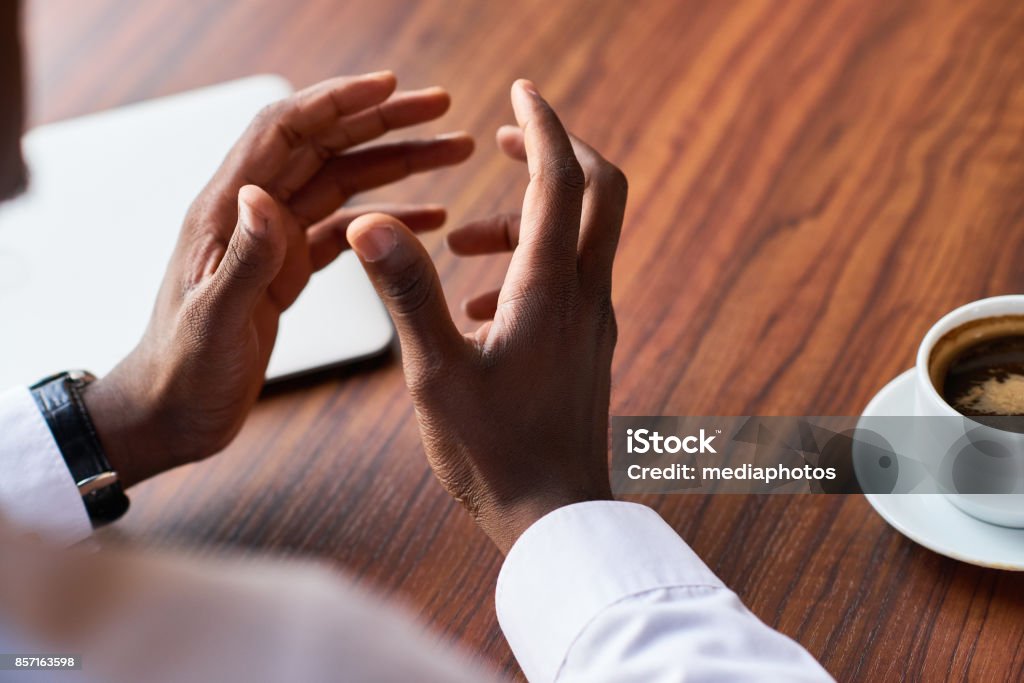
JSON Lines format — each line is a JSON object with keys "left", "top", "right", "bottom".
{"left": 495, "top": 500, "right": 834, "bottom": 683}
{"left": 0, "top": 387, "right": 92, "bottom": 543}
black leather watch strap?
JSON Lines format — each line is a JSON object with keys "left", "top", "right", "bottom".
{"left": 30, "top": 371, "right": 130, "bottom": 527}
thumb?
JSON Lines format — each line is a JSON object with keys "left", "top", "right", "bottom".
{"left": 210, "top": 185, "right": 286, "bottom": 323}
{"left": 347, "top": 212, "right": 462, "bottom": 371}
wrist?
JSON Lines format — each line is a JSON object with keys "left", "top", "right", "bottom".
{"left": 29, "top": 371, "right": 132, "bottom": 526}
{"left": 81, "top": 360, "right": 171, "bottom": 488}
{"left": 483, "top": 489, "right": 614, "bottom": 555}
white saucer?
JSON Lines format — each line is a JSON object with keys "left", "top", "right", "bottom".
{"left": 859, "top": 369, "right": 1024, "bottom": 570}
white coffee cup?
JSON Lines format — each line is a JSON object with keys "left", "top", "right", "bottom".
{"left": 914, "top": 295, "right": 1024, "bottom": 527}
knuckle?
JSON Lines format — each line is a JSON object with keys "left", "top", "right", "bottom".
{"left": 224, "top": 240, "right": 261, "bottom": 282}
{"left": 380, "top": 258, "right": 433, "bottom": 316}
{"left": 538, "top": 155, "right": 586, "bottom": 191}
{"left": 603, "top": 164, "right": 629, "bottom": 198}
{"left": 590, "top": 159, "right": 628, "bottom": 199}
{"left": 484, "top": 285, "right": 554, "bottom": 349}
{"left": 252, "top": 100, "right": 287, "bottom": 130}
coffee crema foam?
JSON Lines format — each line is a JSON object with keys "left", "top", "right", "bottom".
{"left": 951, "top": 374, "right": 1024, "bottom": 416}
{"left": 929, "top": 315, "right": 1024, "bottom": 417}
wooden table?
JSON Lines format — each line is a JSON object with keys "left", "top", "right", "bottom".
{"left": 25, "top": 0, "right": 1024, "bottom": 680}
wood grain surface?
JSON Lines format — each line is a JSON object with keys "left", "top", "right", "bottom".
{"left": 23, "top": 0, "right": 1024, "bottom": 680}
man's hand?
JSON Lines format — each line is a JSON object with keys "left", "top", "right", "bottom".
{"left": 83, "top": 71, "right": 474, "bottom": 487}
{"left": 347, "top": 80, "right": 627, "bottom": 553}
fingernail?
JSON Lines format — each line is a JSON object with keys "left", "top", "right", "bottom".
{"left": 437, "top": 131, "right": 469, "bottom": 140}
{"left": 351, "top": 224, "right": 397, "bottom": 262}
{"left": 367, "top": 69, "right": 395, "bottom": 80}
{"left": 239, "top": 198, "right": 267, "bottom": 236}
{"left": 519, "top": 79, "right": 540, "bottom": 97}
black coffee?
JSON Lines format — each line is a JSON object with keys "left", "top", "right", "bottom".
{"left": 931, "top": 318, "right": 1024, "bottom": 417}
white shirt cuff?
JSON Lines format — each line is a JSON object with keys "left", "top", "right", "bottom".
{"left": 496, "top": 500, "right": 724, "bottom": 682}
{"left": 0, "top": 386, "right": 92, "bottom": 543}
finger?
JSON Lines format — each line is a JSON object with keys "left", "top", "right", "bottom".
{"left": 496, "top": 124, "right": 526, "bottom": 161}
{"left": 207, "top": 185, "right": 287, "bottom": 326}
{"left": 463, "top": 289, "right": 501, "bottom": 320}
{"left": 288, "top": 132, "right": 474, "bottom": 226}
{"left": 502, "top": 122, "right": 627, "bottom": 283}
{"left": 568, "top": 136, "right": 628, "bottom": 287}
{"left": 503, "top": 79, "right": 584, "bottom": 294}
{"left": 219, "top": 72, "right": 398, "bottom": 190}
{"left": 446, "top": 213, "right": 521, "bottom": 255}
{"left": 273, "top": 87, "right": 453, "bottom": 198}
{"left": 347, "top": 213, "right": 463, "bottom": 371}
{"left": 307, "top": 203, "right": 446, "bottom": 272}
{"left": 319, "top": 87, "right": 451, "bottom": 151}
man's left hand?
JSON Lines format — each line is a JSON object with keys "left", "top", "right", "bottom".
{"left": 82, "top": 71, "right": 473, "bottom": 487}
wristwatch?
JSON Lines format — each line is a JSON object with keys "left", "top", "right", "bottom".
{"left": 30, "top": 371, "right": 130, "bottom": 527}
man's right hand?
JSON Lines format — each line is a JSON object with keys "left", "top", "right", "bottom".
{"left": 347, "top": 79, "right": 628, "bottom": 553}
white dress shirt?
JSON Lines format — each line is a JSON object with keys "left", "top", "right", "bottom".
{"left": 0, "top": 385, "right": 833, "bottom": 682}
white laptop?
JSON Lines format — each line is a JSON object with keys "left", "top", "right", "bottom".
{"left": 0, "top": 76, "right": 394, "bottom": 388}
